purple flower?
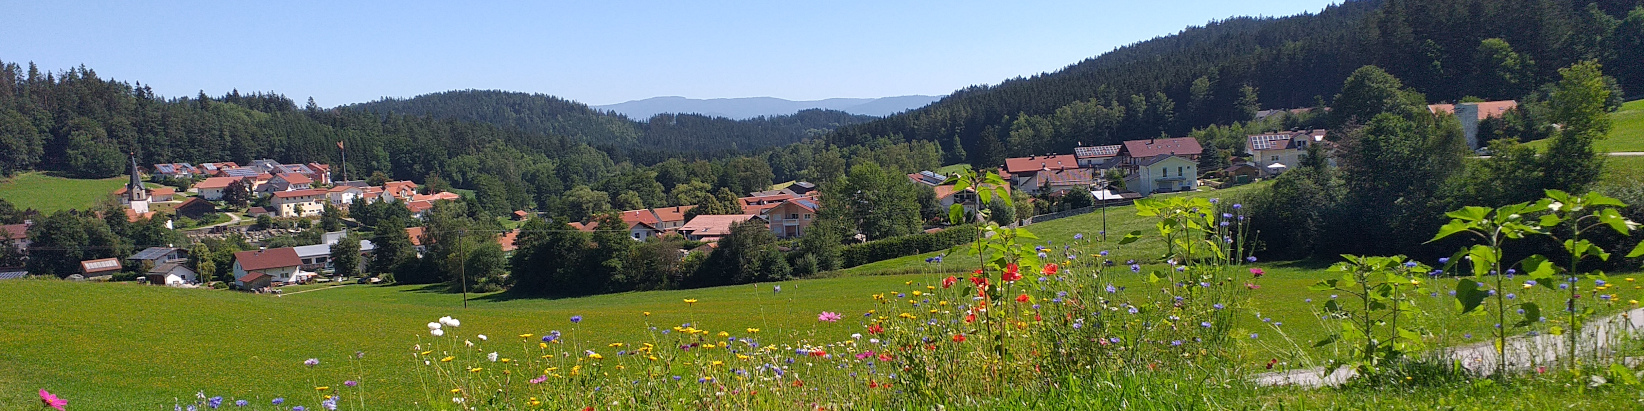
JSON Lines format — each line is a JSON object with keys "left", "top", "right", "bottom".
{"left": 1109, "top": 337, "right": 1122, "bottom": 343}
{"left": 1201, "top": 321, "right": 1212, "bottom": 328}
{"left": 1439, "top": 257, "right": 1450, "bottom": 264}
{"left": 1212, "top": 303, "right": 1224, "bottom": 310}
{"left": 344, "top": 380, "right": 357, "bottom": 387}
{"left": 208, "top": 397, "right": 223, "bottom": 408}
{"left": 1597, "top": 280, "right": 1608, "bottom": 286}
{"left": 303, "top": 358, "right": 319, "bottom": 367}
{"left": 235, "top": 400, "right": 248, "bottom": 407}
{"left": 1105, "top": 284, "right": 1117, "bottom": 293}
{"left": 1246, "top": 256, "right": 1257, "bottom": 263}
{"left": 293, "top": 407, "right": 305, "bottom": 411}
{"left": 1506, "top": 293, "right": 1516, "bottom": 300}
{"left": 1074, "top": 233, "right": 1085, "bottom": 240}
{"left": 1250, "top": 333, "right": 1259, "bottom": 339}
{"left": 1171, "top": 340, "right": 1183, "bottom": 346}
{"left": 570, "top": 315, "right": 582, "bottom": 323}
{"left": 272, "top": 398, "right": 285, "bottom": 405}
{"left": 1130, "top": 264, "right": 1141, "bottom": 273}
{"left": 1232, "top": 204, "right": 1242, "bottom": 210}
{"left": 1404, "top": 261, "right": 1418, "bottom": 268}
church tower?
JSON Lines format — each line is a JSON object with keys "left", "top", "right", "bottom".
{"left": 126, "top": 153, "right": 150, "bottom": 214}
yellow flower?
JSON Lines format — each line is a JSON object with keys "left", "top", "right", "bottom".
{"left": 440, "top": 356, "right": 455, "bottom": 362}
{"left": 501, "top": 358, "right": 511, "bottom": 363}
{"left": 545, "top": 367, "right": 559, "bottom": 373}
{"left": 712, "top": 360, "right": 724, "bottom": 366}
{"left": 912, "top": 291, "right": 923, "bottom": 296}
{"left": 518, "top": 333, "right": 534, "bottom": 338}
{"left": 939, "top": 300, "right": 949, "bottom": 306}
{"left": 684, "top": 299, "right": 698, "bottom": 304}
{"left": 905, "top": 281, "right": 912, "bottom": 285}
{"left": 736, "top": 354, "right": 749, "bottom": 360}
{"left": 315, "top": 386, "right": 329, "bottom": 391}
{"left": 1631, "top": 300, "right": 1639, "bottom": 305}
{"left": 648, "top": 355, "right": 658, "bottom": 361}
{"left": 746, "top": 328, "right": 760, "bottom": 333}
{"left": 1523, "top": 283, "right": 1534, "bottom": 289}
{"left": 718, "top": 331, "right": 730, "bottom": 337}
{"left": 926, "top": 285, "right": 935, "bottom": 291}
{"left": 468, "top": 367, "right": 483, "bottom": 373}
{"left": 609, "top": 342, "right": 626, "bottom": 347}
{"left": 450, "top": 388, "right": 463, "bottom": 394}
{"left": 1410, "top": 279, "right": 1421, "bottom": 286}
{"left": 588, "top": 353, "right": 604, "bottom": 360}
{"left": 420, "top": 350, "right": 432, "bottom": 355}
{"left": 643, "top": 311, "right": 652, "bottom": 316}
{"left": 539, "top": 342, "right": 548, "bottom": 349}
{"left": 1628, "top": 278, "right": 1636, "bottom": 282}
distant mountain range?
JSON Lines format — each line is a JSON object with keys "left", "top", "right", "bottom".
{"left": 593, "top": 95, "right": 943, "bottom": 120}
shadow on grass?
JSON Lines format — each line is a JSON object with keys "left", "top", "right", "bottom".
{"left": 1273, "top": 258, "right": 1338, "bottom": 270}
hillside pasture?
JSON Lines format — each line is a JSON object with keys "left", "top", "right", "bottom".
{"left": 0, "top": 172, "right": 155, "bottom": 213}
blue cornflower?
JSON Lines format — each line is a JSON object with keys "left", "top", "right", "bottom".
{"left": 1506, "top": 293, "right": 1516, "bottom": 300}
{"left": 1439, "top": 257, "right": 1450, "bottom": 264}
{"left": 774, "top": 285, "right": 782, "bottom": 293}
{"left": 1246, "top": 256, "right": 1257, "bottom": 263}
{"left": 1171, "top": 340, "right": 1183, "bottom": 346}
{"left": 272, "top": 398, "right": 284, "bottom": 405}
{"left": 1100, "top": 250, "right": 1109, "bottom": 256}
{"left": 570, "top": 315, "right": 582, "bottom": 323}
{"left": 235, "top": 400, "right": 248, "bottom": 407}
{"left": 1127, "top": 306, "right": 1139, "bottom": 314}
{"left": 1130, "top": 264, "right": 1141, "bottom": 273}
{"left": 1074, "top": 233, "right": 1085, "bottom": 240}
{"left": 292, "top": 407, "right": 305, "bottom": 411}
{"left": 1212, "top": 303, "right": 1225, "bottom": 310}
{"left": 1404, "top": 261, "right": 1418, "bottom": 268}
{"left": 1106, "top": 284, "right": 1117, "bottom": 293}
{"left": 1232, "top": 204, "right": 1242, "bottom": 210}
{"left": 1109, "top": 337, "right": 1122, "bottom": 343}
{"left": 1526, "top": 280, "right": 1538, "bottom": 286}
{"left": 1250, "top": 333, "right": 1259, "bottom": 339}
{"left": 1201, "top": 321, "right": 1213, "bottom": 328}
{"left": 1463, "top": 333, "right": 1473, "bottom": 339}
{"left": 1597, "top": 279, "right": 1608, "bottom": 286}
{"left": 208, "top": 397, "right": 223, "bottom": 408}
{"left": 1560, "top": 283, "right": 1570, "bottom": 290}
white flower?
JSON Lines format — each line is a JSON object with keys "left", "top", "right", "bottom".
{"left": 447, "top": 318, "right": 460, "bottom": 327}
{"left": 439, "top": 316, "right": 460, "bottom": 327}
{"left": 465, "top": 340, "right": 475, "bottom": 348}
{"left": 487, "top": 352, "right": 499, "bottom": 362}
{"left": 850, "top": 333, "right": 862, "bottom": 340}
{"left": 1549, "top": 201, "right": 1564, "bottom": 212}
{"left": 431, "top": 329, "right": 445, "bottom": 337}
{"left": 427, "top": 322, "right": 442, "bottom": 330}
{"left": 477, "top": 334, "right": 487, "bottom": 341}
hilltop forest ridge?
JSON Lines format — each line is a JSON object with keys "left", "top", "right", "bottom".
{"left": 592, "top": 95, "right": 944, "bottom": 120}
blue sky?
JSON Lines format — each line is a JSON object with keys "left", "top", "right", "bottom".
{"left": 2, "top": 1, "right": 1340, "bottom": 106}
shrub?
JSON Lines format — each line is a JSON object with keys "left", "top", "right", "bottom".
{"left": 839, "top": 225, "right": 978, "bottom": 268}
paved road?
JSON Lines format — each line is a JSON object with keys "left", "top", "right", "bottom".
{"left": 1255, "top": 307, "right": 1644, "bottom": 387}
{"left": 1611, "top": 152, "right": 1644, "bottom": 156}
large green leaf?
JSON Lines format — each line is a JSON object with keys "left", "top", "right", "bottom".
{"left": 1118, "top": 230, "right": 1143, "bottom": 245}
{"left": 948, "top": 204, "right": 965, "bottom": 226}
{"left": 1514, "top": 302, "right": 1541, "bottom": 328}
{"left": 1445, "top": 206, "right": 1492, "bottom": 222}
{"left": 1597, "top": 208, "right": 1636, "bottom": 234}
{"left": 1629, "top": 240, "right": 1644, "bottom": 258}
{"left": 1429, "top": 219, "right": 1474, "bottom": 243}
{"left": 1455, "top": 279, "right": 1488, "bottom": 314}
{"left": 1468, "top": 245, "right": 1499, "bottom": 277}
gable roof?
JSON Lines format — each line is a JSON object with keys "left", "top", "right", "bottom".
{"left": 651, "top": 206, "right": 696, "bottom": 223}
{"left": 1074, "top": 145, "right": 1122, "bottom": 158}
{"left": 405, "top": 200, "right": 434, "bottom": 214}
{"left": 233, "top": 248, "right": 301, "bottom": 271}
{"left": 81, "top": 258, "right": 121, "bottom": 273}
{"left": 1429, "top": 100, "right": 1518, "bottom": 121}
{"left": 776, "top": 198, "right": 819, "bottom": 212}
{"left": 405, "top": 226, "right": 426, "bottom": 246}
{"left": 149, "top": 187, "right": 176, "bottom": 197}
{"left": 1135, "top": 154, "right": 1197, "bottom": 167}
{"left": 1003, "top": 154, "right": 1079, "bottom": 175}
{"left": 1247, "top": 129, "right": 1327, "bottom": 152}
{"left": 497, "top": 229, "right": 519, "bottom": 252}
{"left": 1037, "top": 168, "right": 1098, "bottom": 187}
{"left": 679, "top": 214, "right": 763, "bottom": 237}
{"left": 245, "top": 207, "right": 270, "bottom": 216}
{"left": 128, "top": 247, "right": 179, "bottom": 261}
{"left": 274, "top": 173, "right": 312, "bottom": 185}
{"left": 237, "top": 271, "right": 270, "bottom": 283}
{"left": 1, "top": 223, "right": 26, "bottom": 241}
{"left": 196, "top": 176, "right": 241, "bottom": 190}
{"left": 173, "top": 197, "right": 214, "bottom": 213}
{"left": 148, "top": 261, "right": 193, "bottom": 275}
{"left": 620, "top": 209, "right": 661, "bottom": 226}
{"left": 1122, "top": 137, "right": 1203, "bottom": 159}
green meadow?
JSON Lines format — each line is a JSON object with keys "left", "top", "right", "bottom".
{"left": 1525, "top": 99, "right": 1644, "bottom": 153}
{"left": 0, "top": 172, "right": 160, "bottom": 213}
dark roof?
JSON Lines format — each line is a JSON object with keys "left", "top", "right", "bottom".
{"left": 128, "top": 247, "right": 179, "bottom": 261}
{"left": 237, "top": 271, "right": 270, "bottom": 283}
{"left": 221, "top": 168, "right": 263, "bottom": 177}
{"left": 1121, "top": 137, "right": 1203, "bottom": 158}
{"left": 234, "top": 248, "right": 301, "bottom": 271}
{"left": 1074, "top": 145, "right": 1122, "bottom": 158}
{"left": 0, "top": 270, "right": 26, "bottom": 280}
{"left": 245, "top": 207, "right": 269, "bottom": 215}
{"left": 148, "top": 261, "right": 191, "bottom": 275}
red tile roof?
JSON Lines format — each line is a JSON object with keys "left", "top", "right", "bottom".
{"left": 1429, "top": 100, "right": 1518, "bottom": 121}
{"left": 406, "top": 227, "right": 426, "bottom": 246}
{"left": 1, "top": 223, "right": 26, "bottom": 241}
{"left": 275, "top": 173, "right": 312, "bottom": 184}
{"left": 652, "top": 206, "right": 695, "bottom": 223}
{"left": 1122, "top": 137, "right": 1203, "bottom": 159}
{"left": 405, "top": 200, "right": 434, "bottom": 214}
{"left": 233, "top": 248, "right": 301, "bottom": 271}
{"left": 237, "top": 271, "right": 270, "bottom": 283}
{"left": 497, "top": 229, "right": 519, "bottom": 252}
{"left": 1003, "top": 154, "right": 1079, "bottom": 175}
{"left": 620, "top": 209, "right": 661, "bottom": 226}
{"left": 150, "top": 187, "right": 176, "bottom": 196}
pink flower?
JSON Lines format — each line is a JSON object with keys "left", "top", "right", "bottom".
{"left": 529, "top": 375, "right": 549, "bottom": 384}
{"left": 40, "top": 389, "right": 66, "bottom": 411}
{"left": 817, "top": 311, "right": 842, "bottom": 322}
{"left": 856, "top": 351, "right": 874, "bottom": 360}
{"left": 1250, "top": 268, "right": 1265, "bottom": 277}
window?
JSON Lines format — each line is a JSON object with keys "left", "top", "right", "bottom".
{"left": 1177, "top": 166, "right": 1183, "bottom": 176}
{"left": 789, "top": 213, "right": 799, "bottom": 220}
{"left": 1271, "top": 155, "right": 1279, "bottom": 162}
{"left": 804, "top": 214, "right": 812, "bottom": 220}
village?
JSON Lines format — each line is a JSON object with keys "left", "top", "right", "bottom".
{"left": 0, "top": 99, "right": 1518, "bottom": 293}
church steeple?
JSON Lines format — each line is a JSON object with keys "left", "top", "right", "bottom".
{"left": 127, "top": 152, "right": 148, "bottom": 202}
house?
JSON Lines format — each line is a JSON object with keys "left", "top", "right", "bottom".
{"left": 383, "top": 181, "right": 418, "bottom": 201}
{"left": 1221, "top": 163, "right": 1263, "bottom": 182}
{"left": 245, "top": 207, "right": 272, "bottom": 218}
{"left": 406, "top": 226, "right": 428, "bottom": 254}
{"left": 512, "top": 210, "right": 530, "bottom": 221}
{"left": 127, "top": 247, "right": 187, "bottom": 267}
{"left": 266, "top": 173, "right": 313, "bottom": 192}
{"left": 145, "top": 261, "right": 198, "bottom": 286}
{"left": 766, "top": 198, "right": 819, "bottom": 239}
{"left": 123, "top": 208, "right": 155, "bottom": 223}
{"left": 195, "top": 177, "right": 241, "bottom": 201}
{"left": 1073, "top": 144, "right": 1123, "bottom": 168}
{"left": 650, "top": 206, "right": 696, "bottom": 231}
{"left": 269, "top": 189, "right": 327, "bottom": 218}
{"left": 1002, "top": 154, "right": 1080, "bottom": 187}
{"left": 173, "top": 197, "right": 216, "bottom": 220}
{"left": 231, "top": 248, "right": 303, "bottom": 283}
{"left": 197, "top": 162, "right": 238, "bottom": 175}
{"left": 738, "top": 193, "right": 797, "bottom": 216}
{"left": 405, "top": 200, "right": 435, "bottom": 219}
{"left": 934, "top": 185, "right": 982, "bottom": 215}
{"left": 1429, "top": 100, "right": 1517, "bottom": 149}
{"left": 678, "top": 214, "right": 764, "bottom": 242}
{"left": 215, "top": 167, "right": 265, "bottom": 179}
{"left": 1246, "top": 129, "right": 1326, "bottom": 174}
{"left": 149, "top": 187, "right": 177, "bottom": 202}
{"left": 1119, "top": 137, "right": 1203, "bottom": 166}
{"left": 906, "top": 171, "right": 948, "bottom": 187}
{"left": 152, "top": 163, "right": 200, "bottom": 178}
{"left": 498, "top": 229, "right": 520, "bottom": 253}
{"left": 2, "top": 223, "right": 29, "bottom": 253}
{"left": 80, "top": 258, "right": 122, "bottom": 277}
{"left": 292, "top": 244, "right": 335, "bottom": 272}
{"left": 235, "top": 272, "right": 272, "bottom": 290}
{"left": 1024, "top": 168, "right": 1099, "bottom": 195}
{"left": 327, "top": 185, "right": 365, "bottom": 207}
{"left": 1125, "top": 155, "right": 1198, "bottom": 195}
{"left": 626, "top": 221, "right": 662, "bottom": 241}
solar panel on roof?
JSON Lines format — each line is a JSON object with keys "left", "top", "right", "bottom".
{"left": 83, "top": 259, "right": 120, "bottom": 270}
{"left": 128, "top": 247, "right": 176, "bottom": 261}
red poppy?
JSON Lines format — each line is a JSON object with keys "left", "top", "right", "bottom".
{"left": 792, "top": 379, "right": 804, "bottom": 387}
{"left": 942, "top": 276, "right": 958, "bottom": 289}
{"left": 869, "top": 381, "right": 878, "bottom": 388}
{"left": 877, "top": 353, "right": 892, "bottom": 361}
{"left": 970, "top": 276, "right": 987, "bottom": 286}
{"left": 964, "top": 313, "right": 976, "bottom": 323}
{"left": 952, "top": 334, "right": 966, "bottom": 342}
{"left": 810, "top": 350, "right": 827, "bottom": 357}
{"left": 1016, "top": 294, "right": 1030, "bottom": 303}
{"left": 1041, "top": 263, "right": 1059, "bottom": 275}
{"left": 868, "top": 323, "right": 884, "bottom": 334}
{"left": 1002, "top": 263, "right": 1022, "bottom": 282}
{"left": 973, "top": 268, "right": 984, "bottom": 276}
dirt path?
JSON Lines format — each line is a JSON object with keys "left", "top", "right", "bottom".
{"left": 1255, "top": 307, "right": 1644, "bottom": 387}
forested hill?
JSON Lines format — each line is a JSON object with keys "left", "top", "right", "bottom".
{"left": 347, "top": 90, "right": 877, "bottom": 157}
{"left": 828, "top": 0, "right": 1644, "bottom": 165}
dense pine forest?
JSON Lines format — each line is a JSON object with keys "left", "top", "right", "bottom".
{"left": 348, "top": 90, "right": 879, "bottom": 161}
{"left": 826, "top": 0, "right": 1644, "bottom": 165}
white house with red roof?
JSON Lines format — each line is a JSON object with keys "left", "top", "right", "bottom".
{"left": 232, "top": 248, "right": 304, "bottom": 283}
{"left": 1429, "top": 100, "right": 1516, "bottom": 149}
{"left": 1246, "top": 129, "right": 1327, "bottom": 174}
{"left": 194, "top": 177, "right": 241, "bottom": 201}
{"left": 269, "top": 189, "right": 327, "bottom": 217}
{"left": 678, "top": 214, "right": 764, "bottom": 242}
{"left": 766, "top": 198, "right": 819, "bottom": 239}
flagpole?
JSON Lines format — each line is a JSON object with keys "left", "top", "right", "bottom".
{"left": 338, "top": 141, "right": 347, "bottom": 183}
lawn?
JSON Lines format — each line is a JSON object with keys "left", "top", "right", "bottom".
{"left": 0, "top": 172, "right": 161, "bottom": 213}
{"left": 1524, "top": 99, "right": 1644, "bottom": 153}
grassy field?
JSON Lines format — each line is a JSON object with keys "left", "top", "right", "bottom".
{"left": 1525, "top": 99, "right": 1644, "bottom": 152}
{"left": 0, "top": 172, "right": 162, "bottom": 213}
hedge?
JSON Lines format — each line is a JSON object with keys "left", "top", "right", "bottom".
{"left": 839, "top": 225, "right": 978, "bottom": 268}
